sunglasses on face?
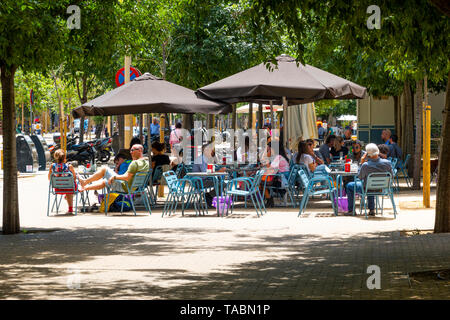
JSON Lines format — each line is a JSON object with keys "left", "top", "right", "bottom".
{"left": 130, "top": 148, "right": 140, "bottom": 152}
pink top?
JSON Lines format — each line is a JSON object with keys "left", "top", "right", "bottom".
{"left": 271, "top": 155, "right": 290, "bottom": 173}
{"left": 169, "top": 128, "right": 183, "bottom": 146}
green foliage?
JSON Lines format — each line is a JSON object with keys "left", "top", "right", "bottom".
{"left": 166, "top": 0, "right": 284, "bottom": 89}
{"left": 247, "top": 0, "right": 450, "bottom": 95}
{"left": 315, "top": 100, "right": 357, "bottom": 119}
{"left": 0, "top": 0, "right": 69, "bottom": 71}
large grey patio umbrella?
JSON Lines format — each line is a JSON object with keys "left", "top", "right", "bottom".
{"left": 195, "top": 54, "right": 366, "bottom": 149}
{"left": 72, "top": 73, "right": 231, "bottom": 118}
{"left": 195, "top": 54, "right": 367, "bottom": 105}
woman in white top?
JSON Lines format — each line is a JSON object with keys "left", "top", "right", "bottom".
{"left": 295, "top": 140, "right": 319, "bottom": 175}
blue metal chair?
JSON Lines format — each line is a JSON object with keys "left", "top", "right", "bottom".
{"left": 47, "top": 172, "right": 81, "bottom": 216}
{"left": 148, "top": 165, "right": 163, "bottom": 205}
{"left": 390, "top": 158, "right": 398, "bottom": 170}
{"left": 298, "top": 169, "right": 338, "bottom": 217}
{"left": 226, "top": 169, "right": 266, "bottom": 217}
{"left": 358, "top": 172, "right": 397, "bottom": 219}
{"left": 162, "top": 170, "right": 208, "bottom": 217}
{"left": 104, "top": 170, "right": 152, "bottom": 216}
{"left": 397, "top": 154, "right": 411, "bottom": 188}
{"left": 264, "top": 165, "right": 302, "bottom": 208}
{"left": 387, "top": 158, "right": 399, "bottom": 192}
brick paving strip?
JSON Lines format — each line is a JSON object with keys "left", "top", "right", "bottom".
{"left": 0, "top": 173, "right": 449, "bottom": 299}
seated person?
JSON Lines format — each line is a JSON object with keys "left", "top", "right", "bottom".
{"left": 330, "top": 136, "right": 348, "bottom": 159}
{"left": 319, "top": 135, "right": 336, "bottom": 164}
{"left": 117, "top": 137, "right": 142, "bottom": 161}
{"left": 79, "top": 144, "right": 149, "bottom": 191}
{"left": 114, "top": 153, "right": 132, "bottom": 175}
{"left": 346, "top": 144, "right": 394, "bottom": 216}
{"left": 377, "top": 144, "right": 390, "bottom": 159}
{"left": 343, "top": 127, "right": 353, "bottom": 147}
{"left": 48, "top": 149, "right": 79, "bottom": 214}
{"left": 294, "top": 140, "right": 319, "bottom": 175}
{"left": 151, "top": 141, "right": 170, "bottom": 177}
{"left": 191, "top": 142, "right": 225, "bottom": 207}
{"left": 260, "top": 142, "right": 290, "bottom": 207}
{"left": 387, "top": 134, "right": 402, "bottom": 166}
{"left": 306, "top": 139, "right": 324, "bottom": 165}
{"left": 350, "top": 140, "right": 366, "bottom": 164}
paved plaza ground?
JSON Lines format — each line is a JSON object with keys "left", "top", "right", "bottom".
{"left": 0, "top": 170, "right": 449, "bottom": 300}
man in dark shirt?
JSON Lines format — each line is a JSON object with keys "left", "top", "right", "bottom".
{"left": 346, "top": 143, "right": 394, "bottom": 216}
{"left": 319, "top": 135, "right": 336, "bottom": 165}
{"left": 151, "top": 141, "right": 170, "bottom": 178}
{"left": 387, "top": 134, "right": 402, "bottom": 167}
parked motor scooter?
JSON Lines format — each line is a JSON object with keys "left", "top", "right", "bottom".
{"left": 48, "top": 134, "right": 78, "bottom": 157}
{"left": 66, "top": 140, "right": 96, "bottom": 165}
{"left": 94, "top": 137, "right": 112, "bottom": 163}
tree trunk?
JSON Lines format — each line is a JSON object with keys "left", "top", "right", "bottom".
{"left": 183, "top": 114, "right": 193, "bottom": 130}
{"left": 95, "top": 123, "right": 103, "bottom": 139}
{"left": 1, "top": 64, "right": 20, "bottom": 234}
{"left": 207, "top": 114, "right": 214, "bottom": 129}
{"left": 232, "top": 104, "right": 237, "bottom": 130}
{"left": 393, "top": 95, "right": 400, "bottom": 139}
{"left": 434, "top": 71, "right": 450, "bottom": 233}
{"left": 413, "top": 80, "right": 423, "bottom": 190}
{"left": 139, "top": 114, "right": 144, "bottom": 142}
{"left": 401, "top": 81, "right": 415, "bottom": 176}
{"left": 77, "top": 75, "right": 88, "bottom": 143}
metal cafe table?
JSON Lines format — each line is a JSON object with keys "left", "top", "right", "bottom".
{"left": 329, "top": 169, "right": 359, "bottom": 215}
{"left": 185, "top": 171, "right": 228, "bottom": 216}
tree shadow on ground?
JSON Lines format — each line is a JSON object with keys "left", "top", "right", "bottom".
{"left": 0, "top": 224, "right": 449, "bottom": 300}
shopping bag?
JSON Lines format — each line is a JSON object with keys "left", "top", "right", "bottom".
{"left": 337, "top": 196, "right": 348, "bottom": 213}
{"left": 99, "top": 193, "right": 120, "bottom": 212}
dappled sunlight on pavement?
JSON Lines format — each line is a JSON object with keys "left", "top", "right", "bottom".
{"left": 0, "top": 172, "right": 448, "bottom": 299}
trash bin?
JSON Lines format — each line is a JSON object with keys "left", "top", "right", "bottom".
{"left": 30, "top": 135, "right": 51, "bottom": 171}
{"left": 16, "top": 134, "right": 39, "bottom": 173}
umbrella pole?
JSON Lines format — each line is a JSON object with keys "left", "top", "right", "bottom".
{"left": 248, "top": 103, "right": 253, "bottom": 131}
{"left": 158, "top": 114, "right": 165, "bottom": 198}
{"left": 270, "top": 101, "right": 274, "bottom": 129}
{"left": 258, "top": 103, "right": 263, "bottom": 161}
{"left": 232, "top": 104, "right": 237, "bottom": 130}
{"left": 124, "top": 55, "right": 133, "bottom": 149}
{"left": 283, "top": 96, "right": 288, "bottom": 152}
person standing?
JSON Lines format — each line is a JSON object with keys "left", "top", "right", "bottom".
{"left": 318, "top": 123, "right": 325, "bottom": 140}
{"left": 169, "top": 122, "right": 183, "bottom": 158}
{"left": 150, "top": 118, "right": 160, "bottom": 138}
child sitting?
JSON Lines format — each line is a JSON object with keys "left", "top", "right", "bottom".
{"left": 48, "top": 149, "right": 79, "bottom": 214}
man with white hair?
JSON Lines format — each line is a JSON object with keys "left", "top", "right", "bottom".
{"left": 346, "top": 143, "right": 394, "bottom": 216}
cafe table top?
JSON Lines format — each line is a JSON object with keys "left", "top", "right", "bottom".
{"left": 329, "top": 170, "right": 359, "bottom": 176}
{"left": 186, "top": 172, "right": 228, "bottom": 177}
